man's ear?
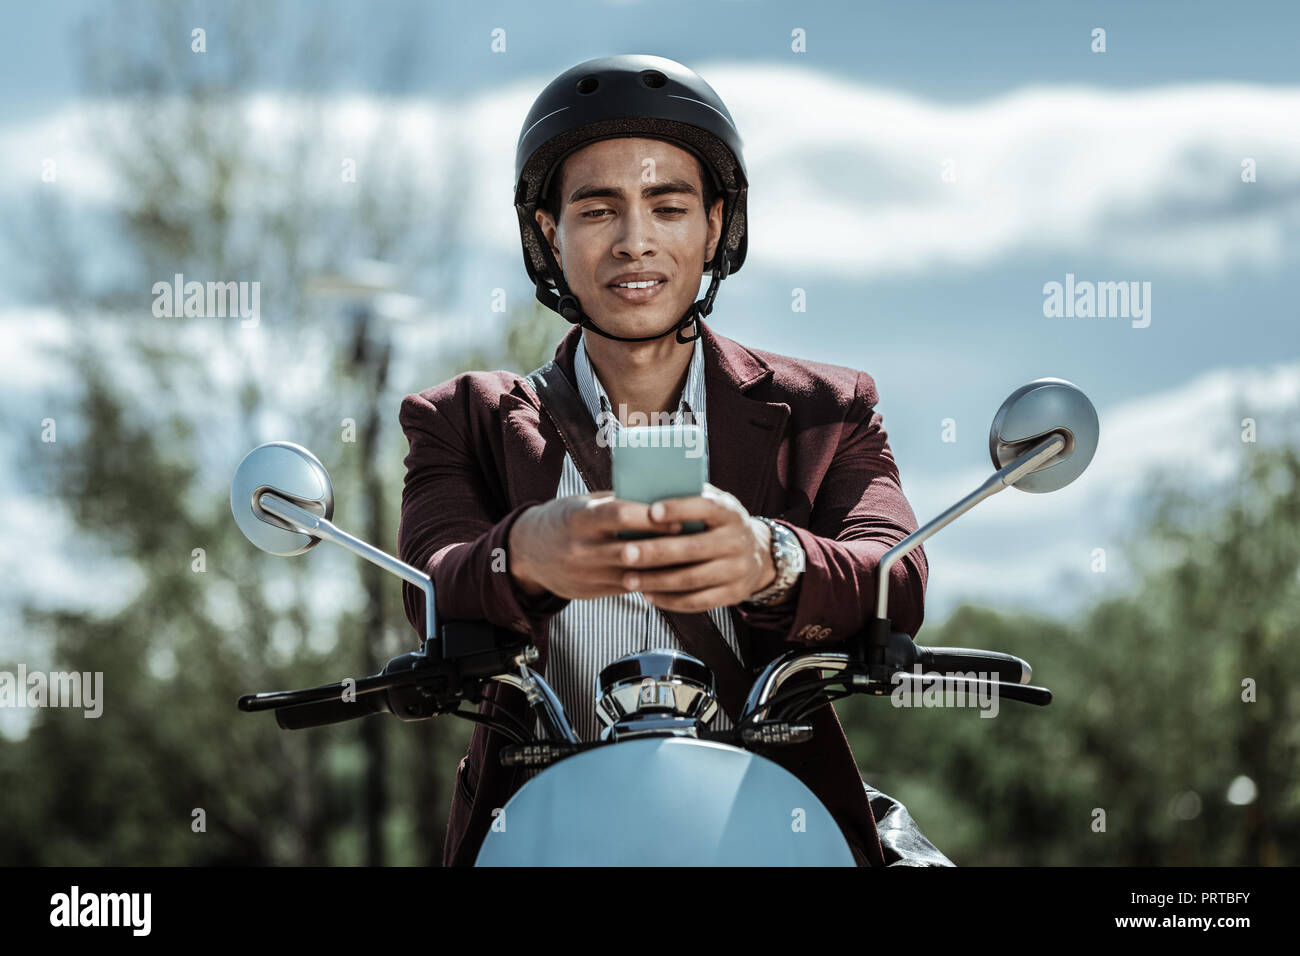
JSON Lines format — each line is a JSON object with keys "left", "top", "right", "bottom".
{"left": 535, "top": 208, "right": 562, "bottom": 271}
{"left": 704, "top": 196, "right": 724, "bottom": 266}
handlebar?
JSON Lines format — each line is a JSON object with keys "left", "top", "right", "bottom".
{"left": 238, "top": 653, "right": 451, "bottom": 729}
{"left": 239, "top": 620, "right": 1053, "bottom": 762}
{"left": 739, "top": 629, "right": 1049, "bottom": 727}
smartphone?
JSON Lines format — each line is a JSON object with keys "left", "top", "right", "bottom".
{"left": 611, "top": 424, "right": 708, "bottom": 540}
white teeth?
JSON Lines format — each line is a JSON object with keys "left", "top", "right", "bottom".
{"left": 613, "top": 280, "right": 663, "bottom": 289}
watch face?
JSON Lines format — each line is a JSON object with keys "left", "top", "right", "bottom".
{"left": 773, "top": 524, "right": 795, "bottom": 558}
{"left": 782, "top": 531, "right": 806, "bottom": 580}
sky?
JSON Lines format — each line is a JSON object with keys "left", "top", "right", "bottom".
{"left": 2, "top": 0, "right": 1298, "bottom": 644}
{"left": 3, "top": 0, "right": 1298, "bottom": 116}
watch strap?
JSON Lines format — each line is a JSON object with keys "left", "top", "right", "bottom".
{"left": 746, "top": 516, "right": 802, "bottom": 606}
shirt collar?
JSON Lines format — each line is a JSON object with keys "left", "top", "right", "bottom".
{"left": 574, "top": 331, "right": 706, "bottom": 432}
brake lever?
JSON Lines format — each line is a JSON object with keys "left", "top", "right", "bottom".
{"left": 855, "top": 670, "right": 1052, "bottom": 706}
{"left": 844, "top": 627, "right": 1051, "bottom": 704}
{"left": 236, "top": 651, "right": 449, "bottom": 714}
{"left": 238, "top": 621, "right": 532, "bottom": 717}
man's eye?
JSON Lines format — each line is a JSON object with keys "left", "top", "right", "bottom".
{"left": 579, "top": 208, "right": 688, "bottom": 219}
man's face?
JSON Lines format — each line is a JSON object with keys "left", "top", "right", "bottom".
{"left": 535, "top": 137, "right": 724, "bottom": 339}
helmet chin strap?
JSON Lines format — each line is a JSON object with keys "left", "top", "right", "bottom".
{"left": 529, "top": 217, "right": 729, "bottom": 345}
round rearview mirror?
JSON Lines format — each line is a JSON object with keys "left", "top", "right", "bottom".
{"left": 230, "top": 441, "right": 335, "bottom": 556}
{"left": 988, "top": 378, "right": 1098, "bottom": 493}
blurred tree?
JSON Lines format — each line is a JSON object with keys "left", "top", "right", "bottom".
{"left": 844, "top": 441, "right": 1300, "bottom": 865}
{"left": 452, "top": 300, "right": 572, "bottom": 377}
{"left": 0, "top": 0, "right": 499, "bottom": 865}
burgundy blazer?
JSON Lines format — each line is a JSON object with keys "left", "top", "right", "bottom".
{"left": 397, "top": 319, "right": 929, "bottom": 866}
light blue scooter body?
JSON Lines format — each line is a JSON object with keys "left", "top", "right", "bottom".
{"left": 475, "top": 736, "right": 856, "bottom": 866}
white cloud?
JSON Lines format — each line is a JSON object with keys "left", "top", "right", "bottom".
{"left": 0, "top": 304, "right": 496, "bottom": 637}
{"left": 0, "top": 308, "right": 72, "bottom": 388}
{"left": 3, "top": 73, "right": 1297, "bottom": 279}
{"left": 446, "top": 70, "right": 1300, "bottom": 277}
{"left": 722, "top": 74, "right": 1300, "bottom": 277}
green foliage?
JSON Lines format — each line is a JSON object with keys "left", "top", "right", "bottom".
{"left": 844, "top": 445, "right": 1300, "bottom": 865}
{"left": 1, "top": 331, "right": 475, "bottom": 864}
{"left": 451, "top": 303, "right": 571, "bottom": 377}
{"left": 0, "top": 0, "right": 473, "bottom": 866}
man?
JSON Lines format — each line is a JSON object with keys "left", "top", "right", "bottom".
{"left": 398, "top": 54, "right": 933, "bottom": 866}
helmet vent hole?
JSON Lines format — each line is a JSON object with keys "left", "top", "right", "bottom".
{"left": 576, "top": 76, "right": 599, "bottom": 94}
{"left": 640, "top": 70, "right": 666, "bottom": 88}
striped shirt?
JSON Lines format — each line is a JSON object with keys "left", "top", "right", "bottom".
{"left": 519, "top": 333, "right": 745, "bottom": 779}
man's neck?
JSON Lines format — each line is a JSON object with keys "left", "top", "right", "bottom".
{"left": 582, "top": 328, "right": 695, "bottom": 426}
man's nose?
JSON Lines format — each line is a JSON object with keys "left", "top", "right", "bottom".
{"left": 612, "top": 204, "right": 657, "bottom": 259}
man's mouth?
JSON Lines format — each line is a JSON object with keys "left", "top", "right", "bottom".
{"left": 607, "top": 278, "right": 667, "bottom": 303}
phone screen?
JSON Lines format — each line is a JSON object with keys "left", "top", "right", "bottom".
{"left": 611, "top": 424, "right": 708, "bottom": 540}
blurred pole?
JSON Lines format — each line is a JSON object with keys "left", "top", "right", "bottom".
{"left": 307, "top": 260, "right": 437, "bottom": 866}
{"left": 1238, "top": 624, "right": 1277, "bottom": 865}
{"left": 307, "top": 262, "right": 408, "bottom": 867}
{"left": 347, "top": 301, "right": 392, "bottom": 867}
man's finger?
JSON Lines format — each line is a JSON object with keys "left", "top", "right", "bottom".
{"left": 576, "top": 496, "right": 666, "bottom": 535}
{"left": 621, "top": 557, "right": 739, "bottom": 594}
{"left": 646, "top": 494, "right": 739, "bottom": 527}
{"left": 594, "top": 525, "right": 734, "bottom": 568}
{"left": 535, "top": 567, "right": 632, "bottom": 599}
{"left": 642, "top": 584, "right": 738, "bottom": 613}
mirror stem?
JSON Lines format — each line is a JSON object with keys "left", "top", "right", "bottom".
{"left": 874, "top": 433, "right": 1066, "bottom": 622}
{"left": 259, "top": 493, "right": 438, "bottom": 648}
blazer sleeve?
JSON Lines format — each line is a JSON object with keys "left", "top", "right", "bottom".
{"left": 735, "top": 371, "right": 928, "bottom": 645}
{"left": 397, "top": 387, "right": 570, "bottom": 644}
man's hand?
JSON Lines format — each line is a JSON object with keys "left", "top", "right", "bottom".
{"left": 507, "top": 483, "right": 776, "bottom": 611}
{"left": 624, "top": 483, "right": 776, "bottom": 613}
{"left": 507, "top": 492, "right": 680, "bottom": 600}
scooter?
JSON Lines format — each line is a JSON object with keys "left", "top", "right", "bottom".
{"left": 230, "top": 377, "right": 1098, "bottom": 865}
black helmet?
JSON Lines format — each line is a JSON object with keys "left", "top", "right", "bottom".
{"left": 514, "top": 54, "right": 749, "bottom": 344}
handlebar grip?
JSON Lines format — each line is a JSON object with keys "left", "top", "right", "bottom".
{"left": 997, "top": 682, "right": 1052, "bottom": 706}
{"left": 916, "top": 646, "right": 1031, "bottom": 685}
{"left": 274, "top": 693, "right": 388, "bottom": 730}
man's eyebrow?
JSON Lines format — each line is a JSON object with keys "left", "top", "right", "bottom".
{"left": 567, "top": 178, "right": 700, "bottom": 204}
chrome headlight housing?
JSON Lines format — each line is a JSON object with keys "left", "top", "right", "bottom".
{"left": 595, "top": 649, "right": 719, "bottom": 741}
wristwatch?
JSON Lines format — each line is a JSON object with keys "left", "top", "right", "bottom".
{"left": 745, "top": 517, "right": 806, "bottom": 607}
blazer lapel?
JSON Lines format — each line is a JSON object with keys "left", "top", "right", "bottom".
{"left": 696, "top": 324, "right": 792, "bottom": 673}
{"left": 699, "top": 324, "right": 791, "bottom": 517}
